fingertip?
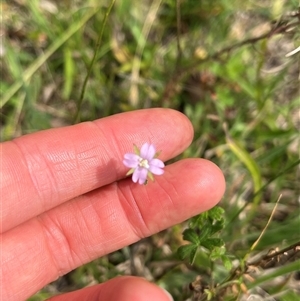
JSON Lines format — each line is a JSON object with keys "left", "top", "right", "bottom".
{"left": 193, "top": 158, "right": 226, "bottom": 208}
{"left": 103, "top": 277, "right": 173, "bottom": 301}
{"left": 170, "top": 158, "right": 226, "bottom": 212}
{"left": 47, "top": 277, "right": 172, "bottom": 301}
{"left": 106, "top": 108, "right": 194, "bottom": 159}
{"left": 163, "top": 108, "right": 195, "bottom": 150}
{"left": 118, "top": 158, "right": 226, "bottom": 237}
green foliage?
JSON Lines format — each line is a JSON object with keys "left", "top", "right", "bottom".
{"left": 178, "top": 207, "right": 232, "bottom": 269}
{"left": 2, "top": 0, "right": 299, "bottom": 300}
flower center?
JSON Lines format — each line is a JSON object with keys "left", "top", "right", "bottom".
{"left": 139, "top": 158, "right": 149, "bottom": 169}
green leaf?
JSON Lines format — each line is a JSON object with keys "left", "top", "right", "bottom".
{"left": 189, "top": 213, "right": 206, "bottom": 228}
{"left": 198, "top": 225, "right": 212, "bottom": 241}
{"left": 221, "top": 255, "right": 233, "bottom": 270}
{"left": 210, "top": 246, "right": 226, "bottom": 260}
{"left": 210, "top": 220, "right": 225, "bottom": 234}
{"left": 208, "top": 206, "right": 225, "bottom": 221}
{"left": 201, "top": 238, "right": 224, "bottom": 251}
{"left": 225, "top": 132, "right": 262, "bottom": 209}
{"left": 182, "top": 229, "right": 200, "bottom": 244}
{"left": 204, "top": 289, "right": 213, "bottom": 301}
{"left": 177, "top": 244, "right": 198, "bottom": 264}
{"left": 280, "top": 290, "right": 300, "bottom": 301}
{"left": 189, "top": 207, "right": 225, "bottom": 230}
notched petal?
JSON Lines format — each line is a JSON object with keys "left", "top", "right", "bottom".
{"left": 150, "top": 158, "right": 165, "bottom": 168}
{"left": 138, "top": 168, "right": 148, "bottom": 185}
{"left": 132, "top": 168, "right": 141, "bottom": 183}
{"left": 140, "top": 142, "right": 150, "bottom": 158}
{"left": 146, "top": 144, "right": 156, "bottom": 160}
{"left": 123, "top": 159, "right": 138, "bottom": 168}
{"left": 149, "top": 165, "right": 164, "bottom": 175}
{"left": 124, "top": 153, "right": 140, "bottom": 160}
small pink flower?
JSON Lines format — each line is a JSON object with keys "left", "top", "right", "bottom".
{"left": 123, "top": 143, "right": 165, "bottom": 185}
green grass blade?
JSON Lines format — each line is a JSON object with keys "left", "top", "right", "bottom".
{"left": 224, "top": 124, "right": 263, "bottom": 210}
{"left": 247, "top": 260, "right": 300, "bottom": 289}
{"left": 0, "top": 7, "right": 100, "bottom": 109}
{"left": 62, "top": 46, "right": 75, "bottom": 99}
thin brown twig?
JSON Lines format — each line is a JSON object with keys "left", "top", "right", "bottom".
{"left": 207, "top": 20, "right": 300, "bottom": 62}
{"left": 249, "top": 240, "right": 300, "bottom": 266}
{"left": 161, "top": 18, "right": 300, "bottom": 104}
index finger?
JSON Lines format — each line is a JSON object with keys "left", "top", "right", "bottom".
{"left": 1, "top": 108, "right": 193, "bottom": 232}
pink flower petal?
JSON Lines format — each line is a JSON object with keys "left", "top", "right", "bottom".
{"left": 140, "top": 142, "right": 150, "bottom": 158}
{"left": 149, "top": 165, "right": 164, "bottom": 175}
{"left": 150, "top": 158, "right": 165, "bottom": 168}
{"left": 123, "top": 153, "right": 140, "bottom": 168}
{"left": 132, "top": 168, "right": 141, "bottom": 183}
{"left": 123, "top": 159, "right": 138, "bottom": 168}
{"left": 138, "top": 168, "right": 148, "bottom": 184}
{"left": 124, "top": 153, "right": 140, "bottom": 161}
{"left": 145, "top": 144, "right": 156, "bottom": 161}
{"left": 132, "top": 167, "right": 148, "bottom": 184}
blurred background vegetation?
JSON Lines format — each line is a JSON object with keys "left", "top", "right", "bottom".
{"left": 1, "top": 0, "right": 300, "bottom": 300}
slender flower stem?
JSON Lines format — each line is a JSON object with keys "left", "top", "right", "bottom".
{"left": 74, "top": 0, "right": 116, "bottom": 124}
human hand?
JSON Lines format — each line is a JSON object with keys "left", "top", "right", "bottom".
{"left": 1, "top": 108, "right": 225, "bottom": 301}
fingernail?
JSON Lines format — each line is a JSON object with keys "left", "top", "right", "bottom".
{"left": 162, "top": 288, "right": 174, "bottom": 301}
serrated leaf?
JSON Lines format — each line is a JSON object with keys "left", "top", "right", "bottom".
{"left": 221, "top": 255, "right": 233, "bottom": 270}
{"left": 210, "top": 220, "right": 225, "bottom": 234}
{"left": 202, "top": 238, "right": 224, "bottom": 251}
{"left": 189, "top": 214, "right": 203, "bottom": 228}
{"left": 189, "top": 212, "right": 208, "bottom": 228}
{"left": 210, "top": 246, "right": 226, "bottom": 260}
{"left": 178, "top": 244, "right": 198, "bottom": 264}
{"left": 182, "top": 229, "right": 200, "bottom": 244}
{"left": 208, "top": 206, "right": 225, "bottom": 221}
{"left": 198, "top": 225, "right": 212, "bottom": 241}
{"left": 201, "top": 240, "right": 215, "bottom": 251}
{"left": 207, "top": 238, "right": 224, "bottom": 247}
